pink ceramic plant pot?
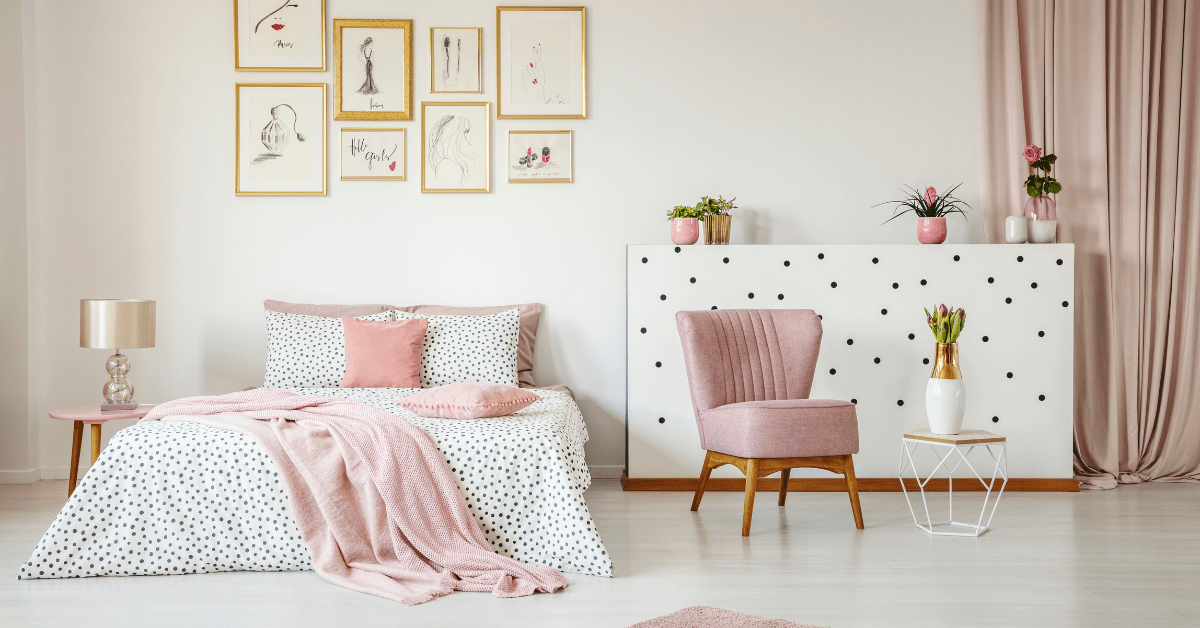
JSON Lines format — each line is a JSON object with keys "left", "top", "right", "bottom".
{"left": 917, "top": 217, "right": 947, "bottom": 244}
{"left": 670, "top": 217, "right": 700, "bottom": 245}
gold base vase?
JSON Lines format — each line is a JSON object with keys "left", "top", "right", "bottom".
{"left": 704, "top": 214, "right": 731, "bottom": 245}
{"left": 925, "top": 342, "right": 966, "bottom": 435}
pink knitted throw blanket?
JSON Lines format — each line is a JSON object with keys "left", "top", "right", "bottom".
{"left": 140, "top": 388, "right": 568, "bottom": 604}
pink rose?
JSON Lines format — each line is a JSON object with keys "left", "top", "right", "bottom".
{"left": 923, "top": 187, "right": 937, "bottom": 206}
{"left": 1023, "top": 144, "right": 1042, "bottom": 163}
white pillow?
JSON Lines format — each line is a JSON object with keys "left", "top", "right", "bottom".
{"left": 392, "top": 308, "right": 520, "bottom": 388}
{"left": 264, "top": 310, "right": 392, "bottom": 388}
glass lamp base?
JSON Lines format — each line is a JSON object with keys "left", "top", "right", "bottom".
{"left": 102, "top": 352, "right": 135, "bottom": 408}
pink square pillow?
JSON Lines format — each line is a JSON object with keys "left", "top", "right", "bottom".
{"left": 340, "top": 317, "right": 428, "bottom": 388}
{"left": 398, "top": 382, "right": 540, "bottom": 419}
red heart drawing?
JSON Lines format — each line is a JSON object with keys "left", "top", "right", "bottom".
{"left": 389, "top": 161, "right": 396, "bottom": 171}
{"left": 271, "top": 23, "right": 284, "bottom": 30}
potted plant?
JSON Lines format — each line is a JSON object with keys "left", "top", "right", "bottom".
{"left": 697, "top": 195, "right": 736, "bottom": 245}
{"left": 876, "top": 184, "right": 971, "bottom": 244}
{"left": 666, "top": 204, "right": 704, "bottom": 245}
{"left": 924, "top": 304, "right": 966, "bottom": 435}
{"left": 1022, "top": 145, "right": 1061, "bottom": 243}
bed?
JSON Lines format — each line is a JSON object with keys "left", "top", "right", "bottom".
{"left": 19, "top": 386, "right": 612, "bottom": 581}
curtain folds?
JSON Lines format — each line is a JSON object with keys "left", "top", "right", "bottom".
{"left": 981, "top": 0, "right": 1200, "bottom": 489}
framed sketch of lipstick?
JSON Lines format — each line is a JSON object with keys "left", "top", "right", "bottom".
{"left": 431, "top": 27, "right": 482, "bottom": 93}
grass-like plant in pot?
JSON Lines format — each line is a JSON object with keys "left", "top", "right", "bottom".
{"left": 875, "top": 184, "right": 971, "bottom": 244}
{"left": 924, "top": 304, "right": 967, "bottom": 435}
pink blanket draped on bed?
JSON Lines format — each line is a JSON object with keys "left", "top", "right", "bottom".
{"left": 140, "top": 388, "right": 568, "bottom": 605}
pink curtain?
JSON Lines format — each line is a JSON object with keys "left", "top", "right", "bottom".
{"left": 981, "top": 0, "right": 1200, "bottom": 489}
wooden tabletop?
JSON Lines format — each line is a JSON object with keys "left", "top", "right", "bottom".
{"left": 48, "top": 404, "right": 156, "bottom": 424}
{"left": 903, "top": 428, "right": 1005, "bottom": 445}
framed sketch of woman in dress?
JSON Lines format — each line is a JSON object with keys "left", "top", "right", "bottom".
{"left": 334, "top": 19, "right": 413, "bottom": 121}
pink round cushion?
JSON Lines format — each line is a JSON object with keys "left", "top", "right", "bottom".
{"left": 398, "top": 382, "right": 540, "bottom": 420}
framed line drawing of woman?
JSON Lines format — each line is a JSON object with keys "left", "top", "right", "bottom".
{"left": 421, "top": 102, "right": 490, "bottom": 193}
{"left": 334, "top": 19, "right": 413, "bottom": 121}
{"left": 234, "top": 0, "right": 326, "bottom": 71}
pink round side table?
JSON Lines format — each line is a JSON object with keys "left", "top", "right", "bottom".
{"left": 49, "top": 404, "right": 155, "bottom": 498}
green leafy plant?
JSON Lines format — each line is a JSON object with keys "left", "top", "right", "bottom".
{"left": 697, "top": 195, "right": 736, "bottom": 217}
{"left": 1022, "top": 144, "right": 1061, "bottom": 197}
{"left": 667, "top": 205, "right": 705, "bottom": 220}
{"left": 875, "top": 184, "right": 972, "bottom": 224}
{"left": 925, "top": 304, "right": 965, "bottom": 343}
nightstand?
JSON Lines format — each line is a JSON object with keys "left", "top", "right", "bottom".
{"left": 49, "top": 405, "right": 155, "bottom": 498}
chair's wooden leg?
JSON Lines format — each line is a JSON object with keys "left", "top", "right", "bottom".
{"left": 68, "top": 421, "right": 83, "bottom": 499}
{"left": 844, "top": 454, "right": 865, "bottom": 529}
{"left": 90, "top": 424, "right": 102, "bottom": 465}
{"left": 778, "top": 468, "right": 791, "bottom": 506}
{"left": 691, "top": 451, "right": 715, "bottom": 511}
{"left": 742, "top": 458, "right": 759, "bottom": 536}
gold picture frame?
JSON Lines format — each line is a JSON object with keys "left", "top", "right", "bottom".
{"left": 421, "top": 102, "right": 490, "bottom": 193}
{"left": 507, "top": 130, "right": 573, "bottom": 183}
{"left": 235, "top": 83, "right": 327, "bottom": 196}
{"left": 430, "top": 27, "right": 483, "bottom": 93}
{"left": 234, "top": 0, "right": 326, "bottom": 71}
{"left": 339, "top": 128, "right": 406, "bottom": 181}
{"left": 334, "top": 19, "right": 413, "bottom": 121}
{"left": 496, "top": 6, "right": 586, "bottom": 119}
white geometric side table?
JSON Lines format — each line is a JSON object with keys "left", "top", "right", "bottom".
{"left": 898, "top": 428, "right": 1008, "bottom": 537}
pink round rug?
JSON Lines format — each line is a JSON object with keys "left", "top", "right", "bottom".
{"left": 628, "top": 606, "right": 827, "bottom": 628}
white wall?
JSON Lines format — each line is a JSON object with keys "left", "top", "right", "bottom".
{"left": 10, "top": 0, "right": 982, "bottom": 480}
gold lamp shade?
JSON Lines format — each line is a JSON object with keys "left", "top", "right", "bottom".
{"left": 80, "top": 299, "right": 156, "bottom": 349}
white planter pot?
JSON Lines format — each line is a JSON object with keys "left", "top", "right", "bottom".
{"left": 1005, "top": 216, "right": 1028, "bottom": 243}
{"left": 925, "top": 378, "right": 967, "bottom": 435}
{"left": 1029, "top": 219, "right": 1057, "bottom": 244}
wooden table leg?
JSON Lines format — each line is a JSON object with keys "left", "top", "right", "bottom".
{"left": 90, "top": 424, "right": 102, "bottom": 465}
{"left": 68, "top": 421, "right": 83, "bottom": 498}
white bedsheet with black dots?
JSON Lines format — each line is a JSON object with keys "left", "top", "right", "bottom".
{"left": 20, "top": 388, "right": 612, "bottom": 581}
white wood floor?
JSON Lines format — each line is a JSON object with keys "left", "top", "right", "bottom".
{"left": 2, "top": 479, "right": 1198, "bottom": 628}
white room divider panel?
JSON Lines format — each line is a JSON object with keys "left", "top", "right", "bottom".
{"left": 627, "top": 244, "right": 1075, "bottom": 481}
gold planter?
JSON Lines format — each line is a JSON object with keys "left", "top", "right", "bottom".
{"left": 704, "top": 214, "right": 731, "bottom": 245}
{"left": 930, "top": 342, "right": 962, "bottom": 379}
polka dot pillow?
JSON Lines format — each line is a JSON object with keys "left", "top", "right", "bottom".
{"left": 393, "top": 308, "right": 520, "bottom": 388}
{"left": 264, "top": 310, "right": 393, "bottom": 388}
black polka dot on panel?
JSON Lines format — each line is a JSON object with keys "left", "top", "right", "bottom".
{"left": 655, "top": 361, "right": 662, "bottom": 368}
{"left": 881, "top": 309, "right": 888, "bottom": 315}
{"left": 748, "top": 293, "right": 755, "bottom": 299}
{"left": 1007, "top": 372, "right": 1013, "bottom": 378}
{"left": 908, "top": 333, "right": 915, "bottom": 340}
{"left": 641, "top": 257, "right": 648, "bottom": 263}
{"left": 892, "top": 282, "right": 899, "bottom": 289}
{"left": 1031, "top": 282, "right": 1038, "bottom": 289}
{"left": 897, "top": 400, "right": 904, "bottom": 406}
{"left": 846, "top": 339, "right": 854, "bottom": 345}
{"left": 923, "top": 358, "right": 930, "bottom": 364}
{"left": 784, "top": 260, "right": 791, "bottom": 267}
{"left": 674, "top": 246, "right": 681, "bottom": 253}
{"left": 831, "top": 282, "right": 838, "bottom": 288}
{"left": 920, "top": 279, "right": 928, "bottom": 286}
{"left": 1039, "top": 394, "right": 1046, "bottom": 401}
{"left": 851, "top": 398, "right": 857, "bottom": 404}
{"left": 658, "top": 417, "right": 665, "bottom": 424}
{"left": 777, "top": 294, "right": 784, "bottom": 300}
{"left": 640, "top": 327, "right": 647, "bottom": 334}
{"left": 829, "top": 368, "right": 837, "bottom": 375}
{"left": 711, "top": 306, "right": 718, "bottom": 310}
{"left": 988, "top": 277, "right": 995, "bottom": 284}
{"left": 872, "top": 257, "right": 879, "bottom": 264}
{"left": 953, "top": 255, "right": 961, "bottom": 262}
{"left": 1006, "top": 297, "right": 1012, "bottom": 304}
{"left": 1017, "top": 255, "right": 1024, "bottom": 262}
{"left": 1057, "top": 259, "right": 1064, "bottom": 265}
{"left": 1038, "top": 331, "right": 1045, "bottom": 337}
{"left": 992, "top": 416, "right": 999, "bottom": 423}
{"left": 690, "top": 277, "right": 696, "bottom": 284}
{"left": 722, "top": 257, "right": 729, "bottom": 264}
{"left": 1063, "top": 301, "right": 1070, "bottom": 307}
{"left": 982, "top": 336, "right": 989, "bottom": 342}
{"left": 874, "top": 357, "right": 881, "bottom": 364}
{"left": 818, "top": 253, "right": 824, "bottom": 259}
{"left": 660, "top": 294, "right": 667, "bottom": 301}
{"left": 817, "top": 314, "right": 822, "bottom": 320}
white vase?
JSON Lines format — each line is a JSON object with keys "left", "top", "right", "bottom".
{"left": 1029, "top": 219, "right": 1057, "bottom": 243}
{"left": 1005, "top": 216, "right": 1028, "bottom": 243}
{"left": 926, "top": 378, "right": 967, "bottom": 435}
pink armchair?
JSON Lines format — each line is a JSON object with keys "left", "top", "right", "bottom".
{"left": 676, "top": 309, "right": 864, "bottom": 535}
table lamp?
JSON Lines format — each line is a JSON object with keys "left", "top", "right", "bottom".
{"left": 80, "top": 299, "right": 156, "bottom": 411}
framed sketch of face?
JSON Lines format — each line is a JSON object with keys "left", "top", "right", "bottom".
{"left": 496, "top": 6, "right": 586, "bottom": 119}
{"left": 431, "top": 28, "right": 483, "bottom": 93}
{"left": 235, "top": 83, "right": 327, "bottom": 195}
{"left": 234, "top": 0, "right": 326, "bottom": 71}
{"left": 421, "top": 102, "right": 490, "bottom": 193}
{"left": 334, "top": 19, "right": 413, "bottom": 121}
{"left": 507, "top": 131, "right": 572, "bottom": 183}
{"left": 340, "top": 128, "right": 405, "bottom": 181}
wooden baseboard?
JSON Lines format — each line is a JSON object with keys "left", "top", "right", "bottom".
{"left": 618, "top": 470, "right": 1079, "bottom": 492}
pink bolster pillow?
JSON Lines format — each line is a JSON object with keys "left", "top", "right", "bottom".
{"left": 340, "top": 317, "right": 428, "bottom": 388}
{"left": 398, "top": 382, "right": 540, "bottom": 420}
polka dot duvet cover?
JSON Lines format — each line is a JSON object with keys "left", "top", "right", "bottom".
{"left": 19, "top": 387, "right": 612, "bottom": 581}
